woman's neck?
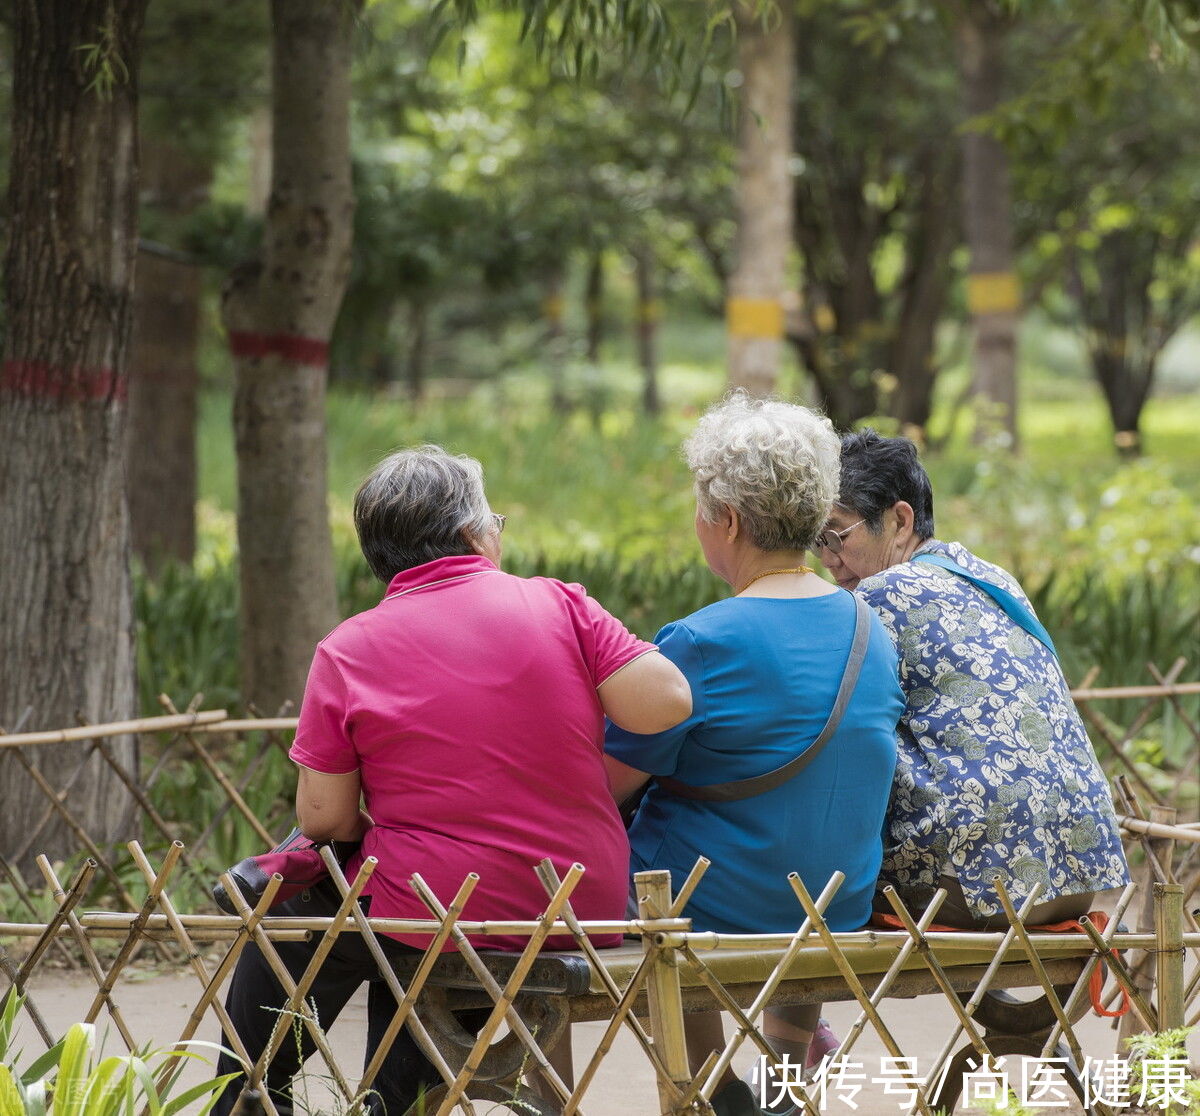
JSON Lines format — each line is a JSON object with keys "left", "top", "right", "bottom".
{"left": 732, "top": 550, "right": 828, "bottom": 598}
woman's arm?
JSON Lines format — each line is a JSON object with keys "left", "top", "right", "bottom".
{"left": 604, "top": 753, "right": 652, "bottom": 807}
{"left": 295, "top": 766, "right": 371, "bottom": 843}
{"left": 597, "top": 650, "right": 692, "bottom": 734}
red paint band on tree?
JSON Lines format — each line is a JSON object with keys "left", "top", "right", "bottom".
{"left": 228, "top": 331, "right": 330, "bottom": 366}
{"left": 0, "top": 360, "right": 128, "bottom": 402}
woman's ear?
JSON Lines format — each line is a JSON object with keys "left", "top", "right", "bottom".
{"left": 725, "top": 505, "right": 740, "bottom": 543}
{"left": 891, "top": 501, "right": 916, "bottom": 549}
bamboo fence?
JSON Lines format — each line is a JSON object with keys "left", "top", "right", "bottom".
{"left": 0, "top": 660, "right": 1195, "bottom": 1114}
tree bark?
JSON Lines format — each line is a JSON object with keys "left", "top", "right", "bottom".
{"left": 0, "top": 0, "right": 147, "bottom": 862}
{"left": 727, "top": 1, "right": 794, "bottom": 396}
{"left": 890, "top": 148, "right": 959, "bottom": 436}
{"left": 634, "top": 247, "right": 661, "bottom": 416}
{"left": 543, "top": 266, "right": 571, "bottom": 413}
{"left": 405, "top": 301, "right": 429, "bottom": 404}
{"left": 585, "top": 249, "right": 604, "bottom": 364}
{"left": 957, "top": 3, "right": 1020, "bottom": 449}
{"left": 222, "top": 0, "right": 358, "bottom": 714}
{"left": 128, "top": 140, "right": 212, "bottom": 574}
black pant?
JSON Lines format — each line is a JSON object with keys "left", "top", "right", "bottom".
{"left": 213, "top": 879, "right": 440, "bottom": 1116}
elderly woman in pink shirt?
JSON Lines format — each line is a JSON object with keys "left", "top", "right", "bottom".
{"left": 214, "top": 445, "right": 690, "bottom": 1116}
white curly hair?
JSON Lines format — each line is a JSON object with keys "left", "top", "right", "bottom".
{"left": 684, "top": 393, "right": 841, "bottom": 552}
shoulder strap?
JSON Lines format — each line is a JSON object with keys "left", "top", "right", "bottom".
{"left": 910, "top": 552, "right": 1058, "bottom": 660}
{"left": 655, "top": 594, "right": 872, "bottom": 804}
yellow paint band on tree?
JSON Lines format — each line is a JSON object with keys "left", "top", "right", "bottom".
{"left": 726, "top": 297, "right": 785, "bottom": 339}
{"left": 967, "top": 271, "right": 1022, "bottom": 315}
{"left": 637, "top": 299, "right": 663, "bottom": 325}
{"left": 541, "top": 295, "right": 565, "bottom": 322}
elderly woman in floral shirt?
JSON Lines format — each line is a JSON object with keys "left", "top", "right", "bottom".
{"left": 816, "top": 429, "right": 1130, "bottom": 929}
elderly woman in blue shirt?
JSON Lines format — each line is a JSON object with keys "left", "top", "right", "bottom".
{"left": 605, "top": 395, "right": 905, "bottom": 1116}
{"left": 817, "top": 429, "right": 1130, "bottom": 929}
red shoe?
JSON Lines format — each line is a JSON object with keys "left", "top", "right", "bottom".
{"left": 806, "top": 1018, "right": 841, "bottom": 1075}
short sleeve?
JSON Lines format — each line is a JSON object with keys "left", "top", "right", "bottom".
{"left": 289, "top": 645, "right": 359, "bottom": 774}
{"left": 576, "top": 590, "right": 658, "bottom": 686}
{"left": 604, "top": 621, "right": 706, "bottom": 776}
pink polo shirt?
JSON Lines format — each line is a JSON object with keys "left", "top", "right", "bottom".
{"left": 289, "top": 553, "right": 656, "bottom": 950}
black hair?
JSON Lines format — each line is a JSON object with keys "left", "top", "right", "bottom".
{"left": 838, "top": 428, "right": 935, "bottom": 539}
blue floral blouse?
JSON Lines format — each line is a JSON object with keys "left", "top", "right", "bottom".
{"left": 856, "top": 540, "right": 1130, "bottom": 917}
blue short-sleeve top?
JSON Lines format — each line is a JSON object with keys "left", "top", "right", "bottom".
{"left": 605, "top": 590, "right": 904, "bottom": 934}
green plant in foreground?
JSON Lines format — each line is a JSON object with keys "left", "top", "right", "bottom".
{"left": 0, "top": 993, "right": 235, "bottom": 1115}
{"left": 1127, "top": 1027, "right": 1200, "bottom": 1115}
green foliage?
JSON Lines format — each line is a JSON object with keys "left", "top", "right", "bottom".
{"left": 0, "top": 998, "right": 235, "bottom": 1116}
{"left": 1125, "top": 1027, "right": 1200, "bottom": 1114}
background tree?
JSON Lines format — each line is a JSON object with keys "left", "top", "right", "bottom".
{"left": 0, "top": 0, "right": 148, "bottom": 857}
{"left": 129, "top": 0, "right": 266, "bottom": 573}
{"left": 726, "top": 1, "right": 794, "bottom": 396}
{"left": 956, "top": 0, "right": 1021, "bottom": 448}
{"left": 222, "top": 0, "right": 359, "bottom": 714}
{"left": 786, "top": 1, "right": 960, "bottom": 431}
{"left": 1012, "top": 14, "right": 1200, "bottom": 456}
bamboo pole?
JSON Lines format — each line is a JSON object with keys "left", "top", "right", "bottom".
{"left": 84, "top": 841, "right": 183, "bottom": 1022}
{"left": 319, "top": 850, "right": 476, "bottom": 1116}
{"left": 0, "top": 939, "right": 54, "bottom": 1047}
{"left": 1, "top": 916, "right": 1193, "bottom": 953}
{"left": 354, "top": 872, "right": 479, "bottom": 1108}
{"left": 699, "top": 873, "right": 844, "bottom": 1106}
{"left": 15, "top": 859, "right": 96, "bottom": 985}
{"left": 993, "top": 879, "right": 1086, "bottom": 1070}
{"left": 128, "top": 844, "right": 281, "bottom": 1116}
{"left": 635, "top": 871, "right": 691, "bottom": 1116}
{"left": 251, "top": 858, "right": 376, "bottom": 1093}
{"left": 160, "top": 695, "right": 275, "bottom": 846}
{"left": 407, "top": 865, "right": 575, "bottom": 1106}
{"left": 801, "top": 883, "right": 934, "bottom": 1116}
{"left": 1122, "top": 803, "right": 1177, "bottom": 1047}
{"left": 1154, "top": 883, "right": 1185, "bottom": 1032}
{"left": 0, "top": 710, "right": 228, "bottom": 748}
{"left": 1071, "top": 682, "right": 1200, "bottom": 701}
{"left": 1078, "top": 916, "right": 1159, "bottom": 1032}
{"left": 220, "top": 866, "right": 359, "bottom": 1110}
{"left": 35, "top": 855, "right": 138, "bottom": 1051}
{"left": 433, "top": 864, "right": 586, "bottom": 1116}
{"left": 1040, "top": 882, "right": 1138, "bottom": 1057}
{"left": 1119, "top": 815, "right": 1200, "bottom": 844}
{"left": 535, "top": 859, "right": 687, "bottom": 1116}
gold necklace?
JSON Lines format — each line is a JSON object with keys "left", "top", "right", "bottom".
{"left": 737, "top": 565, "right": 814, "bottom": 595}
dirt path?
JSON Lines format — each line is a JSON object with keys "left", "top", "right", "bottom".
{"left": 19, "top": 966, "right": 1193, "bottom": 1114}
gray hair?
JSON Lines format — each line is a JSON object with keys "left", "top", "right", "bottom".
{"left": 684, "top": 394, "right": 841, "bottom": 552}
{"left": 354, "top": 445, "right": 493, "bottom": 582}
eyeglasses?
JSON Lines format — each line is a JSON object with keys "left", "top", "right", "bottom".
{"left": 813, "top": 519, "right": 865, "bottom": 555}
{"left": 490, "top": 513, "right": 507, "bottom": 533}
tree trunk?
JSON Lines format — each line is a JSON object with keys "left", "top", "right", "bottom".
{"left": 958, "top": 4, "right": 1020, "bottom": 449}
{"left": 543, "top": 267, "right": 571, "bottom": 413}
{"left": 634, "top": 247, "right": 661, "bottom": 416}
{"left": 127, "top": 140, "right": 212, "bottom": 574}
{"left": 1090, "top": 344, "right": 1154, "bottom": 458}
{"left": 890, "top": 148, "right": 959, "bottom": 437}
{"left": 222, "top": 0, "right": 357, "bottom": 714}
{"left": 0, "top": 0, "right": 147, "bottom": 863}
{"left": 406, "top": 301, "right": 429, "bottom": 404}
{"left": 585, "top": 249, "right": 604, "bottom": 364}
{"left": 727, "top": 1, "right": 794, "bottom": 396}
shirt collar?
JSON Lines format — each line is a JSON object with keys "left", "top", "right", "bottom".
{"left": 383, "top": 554, "right": 499, "bottom": 601}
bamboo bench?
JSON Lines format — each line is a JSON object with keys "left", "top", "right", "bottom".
{"left": 394, "top": 931, "right": 1101, "bottom": 1114}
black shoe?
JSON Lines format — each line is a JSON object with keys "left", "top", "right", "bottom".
{"left": 711, "top": 1079, "right": 763, "bottom": 1116}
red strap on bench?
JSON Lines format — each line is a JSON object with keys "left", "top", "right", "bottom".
{"left": 868, "top": 909, "right": 1130, "bottom": 1018}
